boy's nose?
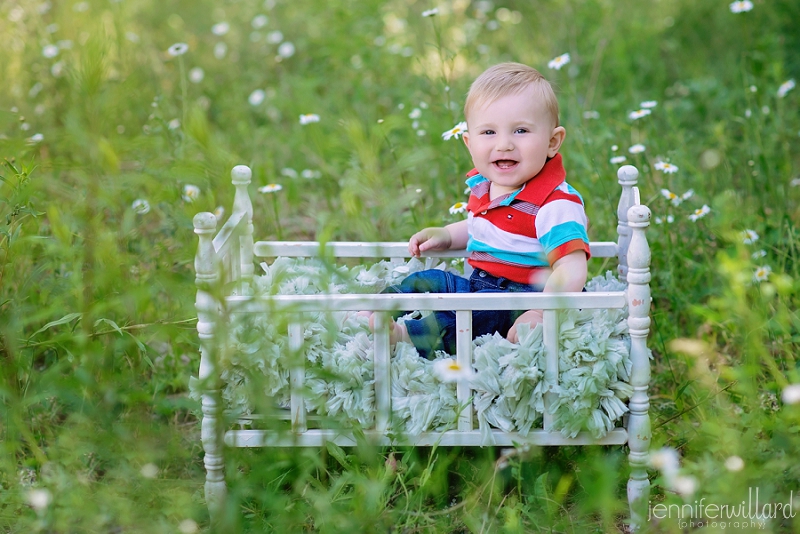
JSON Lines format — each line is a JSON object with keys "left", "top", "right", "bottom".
{"left": 496, "top": 135, "right": 514, "bottom": 151}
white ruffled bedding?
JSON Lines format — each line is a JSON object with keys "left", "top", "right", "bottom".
{"left": 194, "top": 258, "right": 636, "bottom": 440}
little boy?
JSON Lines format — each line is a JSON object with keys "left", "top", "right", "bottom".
{"left": 378, "top": 62, "right": 589, "bottom": 359}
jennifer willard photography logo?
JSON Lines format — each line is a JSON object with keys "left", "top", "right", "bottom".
{"left": 648, "top": 488, "right": 796, "bottom": 530}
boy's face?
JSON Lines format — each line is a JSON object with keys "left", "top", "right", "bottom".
{"left": 462, "top": 85, "right": 565, "bottom": 197}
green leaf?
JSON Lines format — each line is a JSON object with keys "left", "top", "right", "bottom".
{"left": 30, "top": 312, "right": 83, "bottom": 338}
{"left": 325, "top": 442, "right": 351, "bottom": 469}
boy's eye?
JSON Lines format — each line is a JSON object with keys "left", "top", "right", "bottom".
{"left": 481, "top": 130, "right": 495, "bottom": 135}
{"left": 515, "top": 128, "right": 528, "bottom": 134}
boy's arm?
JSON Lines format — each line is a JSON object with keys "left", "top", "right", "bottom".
{"left": 409, "top": 219, "right": 468, "bottom": 257}
{"left": 506, "top": 250, "right": 588, "bottom": 343}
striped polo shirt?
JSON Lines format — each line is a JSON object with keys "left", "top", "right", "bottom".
{"left": 464, "top": 153, "right": 590, "bottom": 284}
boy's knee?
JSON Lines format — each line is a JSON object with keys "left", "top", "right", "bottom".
{"left": 402, "top": 270, "right": 450, "bottom": 293}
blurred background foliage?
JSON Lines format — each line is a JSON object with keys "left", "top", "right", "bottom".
{"left": 1, "top": 0, "right": 799, "bottom": 531}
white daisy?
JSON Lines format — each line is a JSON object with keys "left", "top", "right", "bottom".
{"left": 751, "top": 249, "right": 767, "bottom": 259}
{"left": 628, "top": 144, "right": 646, "bottom": 154}
{"left": 672, "top": 475, "right": 698, "bottom": 497}
{"left": 753, "top": 265, "right": 771, "bottom": 282}
{"left": 140, "top": 463, "right": 159, "bottom": 478}
{"left": 178, "top": 519, "right": 199, "bottom": 534}
{"left": 640, "top": 100, "right": 658, "bottom": 109}
{"left": 168, "top": 119, "right": 181, "bottom": 130}
{"left": 741, "top": 229, "right": 759, "bottom": 244}
{"left": 611, "top": 145, "right": 618, "bottom": 151}
{"left": 258, "top": 183, "right": 283, "bottom": 193}
{"left": 422, "top": 8, "right": 439, "bottom": 17}
{"left": 408, "top": 108, "right": 422, "bottom": 119}
{"left": 167, "top": 43, "right": 189, "bottom": 57}
{"left": 441, "top": 121, "right": 467, "bottom": 140}
{"left": 449, "top": 202, "right": 467, "bottom": 215}
{"left": 777, "top": 79, "right": 796, "bottom": 98}
{"left": 724, "top": 456, "right": 744, "bottom": 472}
{"left": 26, "top": 488, "right": 52, "bottom": 514}
{"left": 213, "top": 42, "right": 227, "bottom": 59}
{"left": 280, "top": 168, "right": 298, "bottom": 178}
{"left": 791, "top": 177, "right": 800, "bottom": 187}
{"left": 301, "top": 169, "right": 321, "bottom": 179}
{"left": 188, "top": 67, "right": 204, "bottom": 83}
{"left": 182, "top": 184, "right": 201, "bottom": 202}
{"left": 248, "top": 89, "right": 266, "bottom": 106}
{"left": 213, "top": 206, "right": 225, "bottom": 221}
{"left": 131, "top": 199, "right": 150, "bottom": 214}
{"left": 583, "top": 110, "right": 600, "bottom": 119}
{"left": 660, "top": 189, "right": 682, "bottom": 206}
{"left": 654, "top": 161, "right": 679, "bottom": 174}
{"left": 299, "top": 113, "right": 320, "bottom": 125}
{"left": 681, "top": 189, "right": 694, "bottom": 201}
{"left": 628, "top": 109, "right": 652, "bottom": 120}
{"left": 42, "top": 44, "right": 59, "bottom": 58}
{"left": 689, "top": 205, "right": 711, "bottom": 221}
{"left": 27, "top": 133, "right": 44, "bottom": 144}
{"left": 649, "top": 447, "right": 680, "bottom": 477}
{"left": 547, "top": 53, "right": 570, "bottom": 70}
{"left": 277, "top": 42, "right": 295, "bottom": 58}
{"left": 782, "top": 384, "right": 800, "bottom": 404}
{"left": 610, "top": 156, "right": 627, "bottom": 164}
{"left": 729, "top": 1, "right": 754, "bottom": 13}
{"left": 433, "top": 358, "right": 474, "bottom": 382}
{"left": 211, "top": 22, "right": 230, "bottom": 36}
{"left": 267, "top": 30, "right": 284, "bottom": 44}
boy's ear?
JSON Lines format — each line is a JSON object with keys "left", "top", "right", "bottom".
{"left": 462, "top": 131, "right": 470, "bottom": 149}
{"left": 547, "top": 126, "right": 566, "bottom": 157}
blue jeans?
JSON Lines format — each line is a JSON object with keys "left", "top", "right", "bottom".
{"left": 384, "top": 269, "right": 544, "bottom": 359}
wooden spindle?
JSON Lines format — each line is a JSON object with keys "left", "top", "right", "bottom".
{"left": 616, "top": 165, "right": 639, "bottom": 283}
{"left": 373, "top": 312, "right": 391, "bottom": 433}
{"left": 625, "top": 199, "right": 652, "bottom": 530}
{"left": 289, "top": 321, "right": 307, "bottom": 433}
{"left": 542, "top": 309, "right": 559, "bottom": 431}
{"left": 194, "top": 212, "right": 226, "bottom": 516}
{"left": 455, "top": 310, "right": 473, "bottom": 431}
{"left": 231, "top": 165, "right": 254, "bottom": 296}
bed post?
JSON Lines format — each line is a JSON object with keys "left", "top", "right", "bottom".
{"left": 194, "top": 212, "right": 227, "bottom": 518}
{"left": 616, "top": 165, "right": 639, "bottom": 283}
{"left": 231, "top": 165, "right": 254, "bottom": 296}
{"left": 625, "top": 198, "right": 652, "bottom": 530}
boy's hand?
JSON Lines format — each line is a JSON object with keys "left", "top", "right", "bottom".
{"left": 408, "top": 220, "right": 469, "bottom": 257}
{"left": 408, "top": 227, "right": 452, "bottom": 257}
{"left": 506, "top": 310, "right": 544, "bottom": 343}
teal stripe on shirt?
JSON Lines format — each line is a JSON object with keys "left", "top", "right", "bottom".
{"left": 467, "top": 236, "right": 549, "bottom": 266}
{"left": 537, "top": 221, "right": 589, "bottom": 254}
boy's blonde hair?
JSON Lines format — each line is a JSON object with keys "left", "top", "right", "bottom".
{"left": 464, "top": 62, "right": 559, "bottom": 127}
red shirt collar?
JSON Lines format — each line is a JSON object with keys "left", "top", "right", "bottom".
{"left": 466, "top": 153, "right": 566, "bottom": 209}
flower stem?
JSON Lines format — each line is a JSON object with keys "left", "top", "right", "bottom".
{"left": 271, "top": 194, "right": 283, "bottom": 240}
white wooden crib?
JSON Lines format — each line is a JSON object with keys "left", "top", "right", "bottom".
{"left": 192, "top": 164, "right": 653, "bottom": 528}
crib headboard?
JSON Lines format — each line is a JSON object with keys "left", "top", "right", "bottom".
{"left": 195, "top": 164, "right": 642, "bottom": 283}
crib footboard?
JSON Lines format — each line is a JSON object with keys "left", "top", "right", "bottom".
{"left": 193, "top": 164, "right": 652, "bottom": 528}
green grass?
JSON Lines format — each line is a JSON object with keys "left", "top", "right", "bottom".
{"left": 1, "top": 0, "right": 799, "bottom": 532}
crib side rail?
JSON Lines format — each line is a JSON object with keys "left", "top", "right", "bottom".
{"left": 226, "top": 291, "right": 626, "bottom": 313}
{"left": 253, "top": 240, "right": 618, "bottom": 259}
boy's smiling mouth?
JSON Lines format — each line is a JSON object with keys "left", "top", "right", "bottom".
{"left": 493, "top": 159, "right": 519, "bottom": 170}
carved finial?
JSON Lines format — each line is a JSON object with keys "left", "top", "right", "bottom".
{"left": 231, "top": 165, "right": 252, "bottom": 185}
{"left": 618, "top": 165, "right": 639, "bottom": 184}
{"left": 194, "top": 212, "right": 217, "bottom": 233}
{"left": 627, "top": 204, "right": 652, "bottom": 226}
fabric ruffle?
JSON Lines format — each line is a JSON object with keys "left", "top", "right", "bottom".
{"left": 188, "top": 260, "right": 640, "bottom": 439}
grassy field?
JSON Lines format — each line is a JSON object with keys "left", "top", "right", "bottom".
{"left": 1, "top": 0, "right": 799, "bottom": 532}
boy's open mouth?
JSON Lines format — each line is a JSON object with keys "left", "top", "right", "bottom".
{"left": 493, "top": 159, "right": 518, "bottom": 170}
